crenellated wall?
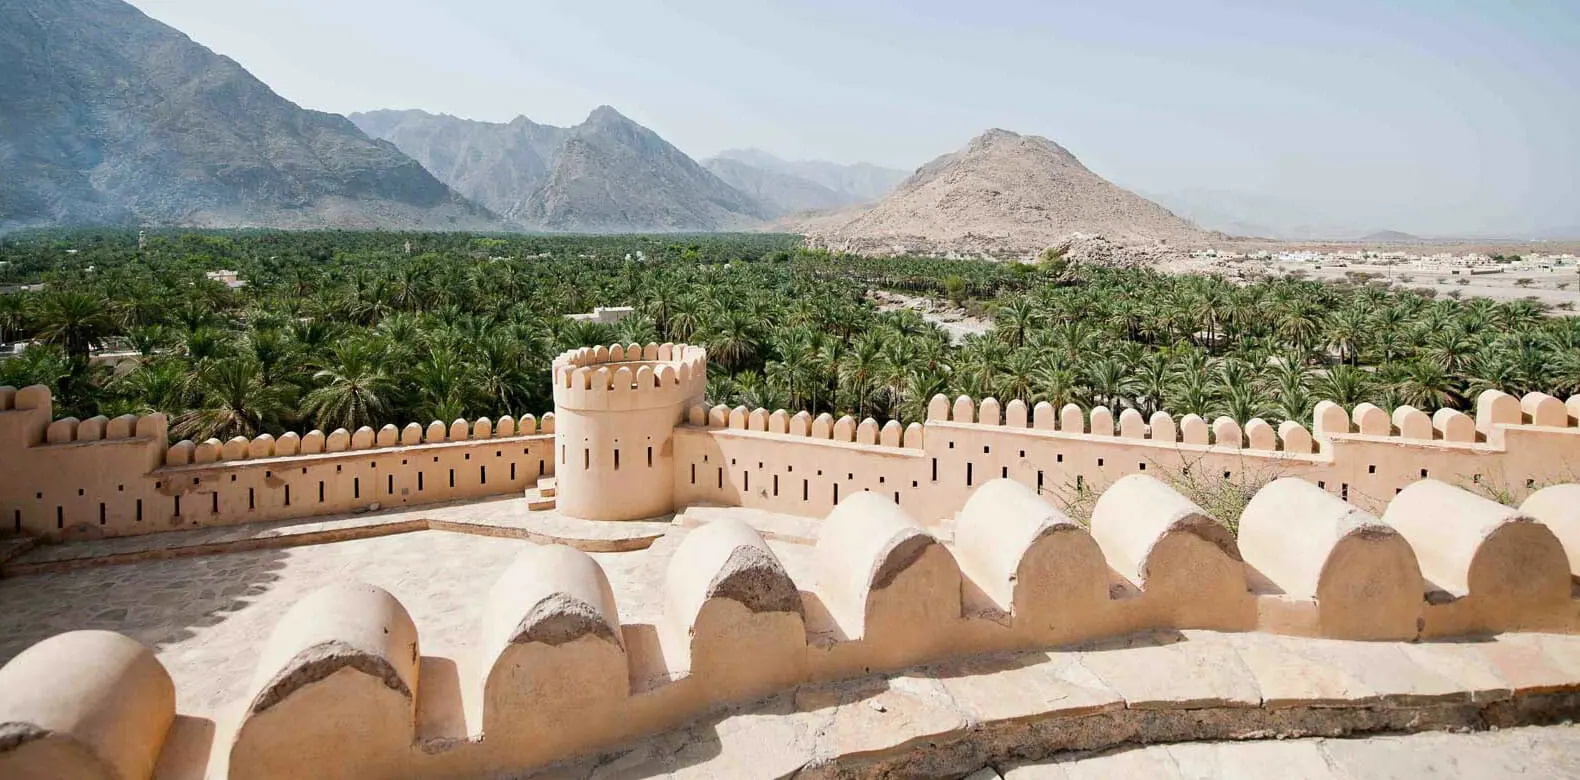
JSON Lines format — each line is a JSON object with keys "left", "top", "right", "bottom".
{"left": 6, "top": 475, "right": 1580, "bottom": 779}
{"left": 0, "top": 385, "right": 556, "bottom": 540}
{"left": 5, "top": 341, "right": 1580, "bottom": 538}
{"left": 674, "top": 389, "right": 1580, "bottom": 523}
{"left": 550, "top": 342, "right": 707, "bottom": 521}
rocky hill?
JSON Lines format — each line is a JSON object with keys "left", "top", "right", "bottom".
{"left": 349, "top": 110, "right": 569, "bottom": 218}
{"left": 798, "top": 129, "right": 1210, "bottom": 256}
{"left": 0, "top": 0, "right": 496, "bottom": 232}
{"left": 512, "top": 107, "right": 768, "bottom": 232}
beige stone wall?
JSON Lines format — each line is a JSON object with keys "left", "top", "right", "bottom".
{"left": 4, "top": 342, "right": 1579, "bottom": 538}
{"left": 550, "top": 343, "right": 706, "bottom": 521}
{"left": 7, "top": 474, "right": 1580, "bottom": 779}
{"left": 0, "top": 386, "right": 555, "bottom": 540}
{"left": 674, "top": 390, "right": 1580, "bottom": 525}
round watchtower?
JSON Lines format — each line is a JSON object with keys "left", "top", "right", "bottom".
{"left": 551, "top": 343, "right": 707, "bottom": 521}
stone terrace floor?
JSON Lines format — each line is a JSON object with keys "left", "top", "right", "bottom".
{"left": 992, "top": 726, "right": 1580, "bottom": 778}
{"left": 5, "top": 499, "right": 1580, "bottom": 778}
{"left": 0, "top": 497, "right": 684, "bottom": 715}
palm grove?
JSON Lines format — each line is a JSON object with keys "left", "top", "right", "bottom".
{"left": 1, "top": 230, "right": 1577, "bottom": 445}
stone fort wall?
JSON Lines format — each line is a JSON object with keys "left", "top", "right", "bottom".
{"left": 551, "top": 342, "right": 708, "bottom": 521}
{"left": 8, "top": 343, "right": 1580, "bottom": 778}
{"left": 7, "top": 473, "right": 1580, "bottom": 778}
{"left": 675, "top": 388, "right": 1580, "bottom": 523}
{"left": 0, "top": 385, "right": 556, "bottom": 540}
{"left": 3, "top": 341, "right": 1580, "bottom": 539}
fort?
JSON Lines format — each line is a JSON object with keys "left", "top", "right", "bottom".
{"left": 4, "top": 342, "right": 1580, "bottom": 777}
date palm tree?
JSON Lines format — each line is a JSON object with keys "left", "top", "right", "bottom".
{"left": 1316, "top": 365, "right": 1373, "bottom": 406}
{"left": 32, "top": 290, "right": 118, "bottom": 362}
{"left": 706, "top": 309, "right": 760, "bottom": 372}
{"left": 1396, "top": 360, "right": 1456, "bottom": 410}
{"left": 172, "top": 357, "right": 293, "bottom": 441}
{"left": 994, "top": 298, "right": 1040, "bottom": 349}
{"left": 304, "top": 340, "right": 396, "bottom": 431}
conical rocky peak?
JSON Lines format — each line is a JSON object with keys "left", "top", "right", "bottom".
{"left": 800, "top": 127, "right": 1208, "bottom": 256}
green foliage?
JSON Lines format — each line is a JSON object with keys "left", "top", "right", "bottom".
{"left": 2, "top": 229, "right": 1579, "bottom": 445}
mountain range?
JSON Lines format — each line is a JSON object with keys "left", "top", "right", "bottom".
{"left": 350, "top": 108, "right": 910, "bottom": 229}
{"left": 0, "top": 0, "right": 1211, "bottom": 252}
{"left": 0, "top": 0, "right": 494, "bottom": 233}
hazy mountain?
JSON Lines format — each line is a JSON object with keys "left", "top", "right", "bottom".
{"left": 714, "top": 149, "right": 909, "bottom": 204}
{"left": 354, "top": 106, "right": 765, "bottom": 232}
{"left": 512, "top": 106, "right": 767, "bottom": 232}
{"left": 1360, "top": 230, "right": 1421, "bottom": 243}
{"left": 701, "top": 157, "right": 848, "bottom": 217}
{"left": 349, "top": 109, "right": 569, "bottom": 217}
{"left": 798, "top": 129, "right": 1208, "bottom": 256}
{"left": 0, "top": 0, "right": 496, "bottom": 233}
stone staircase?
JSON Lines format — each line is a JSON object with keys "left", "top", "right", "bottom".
{"left": 524, "top": 477, "right": 557, "bottom": 512}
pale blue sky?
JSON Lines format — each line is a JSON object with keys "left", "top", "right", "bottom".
{"left": 128, "top": 0, "right": 1579, "bottom": 237}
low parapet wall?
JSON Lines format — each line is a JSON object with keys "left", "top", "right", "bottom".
{"left": 5, "top": 475, "right": 1580, "bottom": 778}
{"left": 675, "top": 389, "right": 1580, "bottom": 523}
{"left": 0, "top": 386, "right": 555, "bottom": 540}
{"left": 6, "top": 341, "right": 1580, "bottom": 538}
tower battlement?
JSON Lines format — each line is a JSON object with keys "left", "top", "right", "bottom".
{"left": 551, "top": 341, "right": 707, "bottom": 412}
{"left": 549, "top": 342, "right": 707, "bottom": 521}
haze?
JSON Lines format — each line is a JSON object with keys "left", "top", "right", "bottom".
{"left": 126, "top": 0, "right": 1580, "bottom": 239}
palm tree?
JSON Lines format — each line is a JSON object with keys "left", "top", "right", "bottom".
{"left": 1396, "top": 360, "right": 1456, "bottom": 410}
{"left": 838, "top": 335, "right": 884, "bottom": 417}
{"left": 1131, "top": 351, "right": 1175, "bottom": 417}
{"left": 472, "top": 333, "right": 536, "bottom": 416}
{"left": 1326, "top": 306, "right": 1369, "bottom": 365}
{"left": 1316, "top": 365, "right": 1373, "bottom": 406}
{"left": 994, "top": 298, "right": 1040, "bottom": 348}
{"left": 1267, "top": 357, "right": 1314, "bottom": 425}
{"left": 126, "top": 325, "right": 169, "bottom": 358}
{"left": 32, "top": 290, "right": 118, "bottom": 362}
{"left": 0, "top": 293, "right": 26, "bottom": 344}
{"left": 1166, "top": 368, "right": 1216, "bottom": 418}
{"left": 706, "top": 309, "right": 760, "bottom": 372}
{"left": 304, "top": 341, "right": 397, "bottom": 431}
{"left": 172, "top": 358, "right": 293, "bottom": 441}
{"left": 995, "top": 348, "right": 1040, "bottom": 404}
{"left": 612, "top": 313, "right": 659, "bottom": 346}
{"left": 1277, "top": 300, "right": 1326, "bottom": 353}
{"left": 1084, "top": 357, "right": 1133, "bottom": 410}
{"left": 410, "top": 347, "right": 476, "bottom": 422}
{"left": 116, "top": 359, "right": 189, "bottom": 416}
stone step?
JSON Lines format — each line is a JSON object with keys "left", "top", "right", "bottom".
{"left": 526, "top": 496, "right": 557, "bottom": 512}
{"left": 537, "top": 477, "right": 557, "bottom": 498}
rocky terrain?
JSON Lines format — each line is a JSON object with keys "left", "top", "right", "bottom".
{"left": 511, "top": 106, "right": 769, "bottom": 232}
{"left": 356, "top": 106, "right": 771, "bottom": 232}
{"left": 348, "top": 110, "right": 569, "bottom": 218}
{"left": 0, "top": 0, "right": 496, "bottom": 232}
{"left": 796, "top": 129, "right": 1214, "bottom": 258}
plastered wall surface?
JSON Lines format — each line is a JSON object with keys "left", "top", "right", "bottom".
{"left": 3, "top": 342, "right": 1578, "bottom": 537}
{"left": 6, "top": 346, "right": 1580, "bottom": 779}
{"left": 0, "top": 383, "right": 555, "bottom": 540}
